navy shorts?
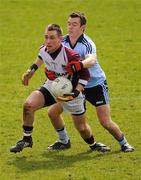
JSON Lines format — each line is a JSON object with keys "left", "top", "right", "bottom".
{"left": 84, "top": 80, "right": 109, "bottom": 107}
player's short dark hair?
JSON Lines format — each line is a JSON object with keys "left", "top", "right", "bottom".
{"left": 69, "top": 12, "right": 87, "bottom": 26}
{"left": 47, "top": 24, "right": 63, "bottom": 36}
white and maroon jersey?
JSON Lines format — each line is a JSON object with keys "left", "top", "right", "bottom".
{"left": 38, "top": 45, "right": 90, "bottom": 90}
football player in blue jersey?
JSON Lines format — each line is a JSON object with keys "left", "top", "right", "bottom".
{"left": 46, "top": 12, "right": 134, "bottom": 152}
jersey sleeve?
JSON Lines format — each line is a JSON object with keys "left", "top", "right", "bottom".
{"left": 65, "top": 47, "right": 81, "bottom": 62}
{"left": 85, "top": 39, "right": 97, "bottom": 58}
{"left": 78, "top": 68, "right": 90, "bottom": 86}
{"left": 38, "top": 45, "right": 45, "bottom": 60}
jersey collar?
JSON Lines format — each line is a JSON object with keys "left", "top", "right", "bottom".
{"left": 65, "top": 34, "right": 84, "bottom": 49}
{"left": 47, "top": 45, "right": 62, "bottom": 60}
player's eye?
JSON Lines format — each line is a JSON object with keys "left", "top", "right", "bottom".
{"left": 44, "top": 35, "right": 48, "bottom": 39}
{"left": 50, "top": 36, "right": 55, "bottom": 40}
{"left": 72, "top": 23, "right": 78, "bottom": 27}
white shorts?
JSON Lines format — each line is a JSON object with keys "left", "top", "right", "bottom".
{"left": 40, "top": 80, "right": 86, "bottom": 115}
{"left": 61, "top": 92, "right": 85, "bottom": 115}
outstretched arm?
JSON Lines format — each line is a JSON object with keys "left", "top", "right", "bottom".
{"left": 65, "top": 54, "right": 97, "bottom": 75}
{"left": 82, "top": 54, "right": 97, "bottom": 68}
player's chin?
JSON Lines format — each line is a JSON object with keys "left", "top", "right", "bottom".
{"left": 68, "top": 31, "right": 74, "bottom": 35}
{"left": 46, "top": 46, "right": 53, "bottom": 52}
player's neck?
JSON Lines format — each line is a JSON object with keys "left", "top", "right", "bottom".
{"left": 69, "top": 33, "right": 83, "bottom": 46}
{"left": 48, "top": 45, "right": 62, "bottom": 54}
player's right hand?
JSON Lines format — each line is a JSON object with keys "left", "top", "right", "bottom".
{"left": 22, "top": 69, "right": 34, "bottom": 86}
{"left": 44, "top": 67, "right": 57, "bottom": 80}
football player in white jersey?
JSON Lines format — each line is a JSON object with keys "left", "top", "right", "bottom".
{"left": 46, "top": 12, "right": 134, "bottom": 152}
{"left": 10, "top": 24, "right": 110, "bottom": 153}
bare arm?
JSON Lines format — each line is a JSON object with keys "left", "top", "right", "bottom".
{"left": 34, "top": 57, "right": 44, "bottom": 67}
{"left": 75, "top": 83, "right": 84, "bottom": 92}
{"left": 22, "top": 57, "right": 43, "bottom": 86}
{"left": 82, "top": 54, "right": 97, "bottom": 68}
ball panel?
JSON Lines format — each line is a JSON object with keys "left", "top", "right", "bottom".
{"left": 51, "top": 77, "right": 72, "bottom": 97}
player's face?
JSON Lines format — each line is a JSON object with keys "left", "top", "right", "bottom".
{"left": 67, "top": 17, "right": 85, "bottom": 38}
{"left": 44, "top": 30, "right": 62, "bottom": 53}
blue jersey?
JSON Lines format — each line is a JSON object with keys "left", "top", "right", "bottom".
{"left": 63, "top": 34, "right": 106, "bottom": 88}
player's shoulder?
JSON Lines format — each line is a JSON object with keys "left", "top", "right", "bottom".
{"left": 63, "top": 46, "right": 80, "bottom": 59}
{"left": 39, "top": 44, "right": 46, "bottom": 50}
{"left": 64, "top": 45, "right": 78, "bottom": 55}
{"left": 81, "top": 34, "right": 96, "bottom": 51}
{"left": 39, "top": 44, "right": 46, "bottom": 54}
{"left": 62, "top": 35, "right": 69, "bottom": 42}
{"left": 83, "top": 34, "right": 95, "bottom": 44}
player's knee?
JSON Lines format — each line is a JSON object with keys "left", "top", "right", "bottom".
{"left": 48, "top": 105, "right": 63, "bottom": 119}
{"left": 100, "top": 119, "right": 111, "bottom": 129}
{"left": 23, "top": 101, "right": 34, "bottom": 113}
{"left": 48, "top": 109, "right": 59, "bottom": 119}
{"left": 76, "top": 124, "right": 88, "bottom": 134}
{"left": 48, "top": 108, "right": 54, "bottom": 118}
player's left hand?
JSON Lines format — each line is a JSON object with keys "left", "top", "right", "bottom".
{"left": 56, "top": 89, "right": 80, "bottom": 102}
{"left": 22, "top": 69, "right": 34, "bottom": 86}
{"left": 64, "top": 61, "right": 83, "bottom": 75}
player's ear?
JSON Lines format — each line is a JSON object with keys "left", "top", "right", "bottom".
{"left": 81, "top": 25, "right": 86, "bottom": 32}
